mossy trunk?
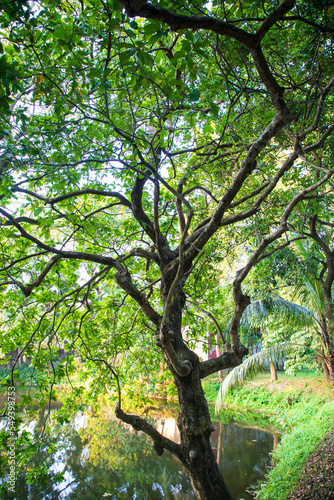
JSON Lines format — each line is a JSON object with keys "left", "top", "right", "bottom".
{"left": 160, "top": 268, "right": 233, "bottom": 499}
{"left": 173, "top": 348, "right": 233, "bottom": 500}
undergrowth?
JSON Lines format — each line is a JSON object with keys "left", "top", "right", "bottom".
{"left": 203, "top": 374, "right": 334, "bottom": 500}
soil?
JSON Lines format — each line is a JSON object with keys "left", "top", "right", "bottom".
{"left": 288, "top": 430, "right": 334, "bottom": 500}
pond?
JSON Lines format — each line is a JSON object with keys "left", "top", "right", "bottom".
{"left": 0, "top": 400, "right": 278, "bottom": 500}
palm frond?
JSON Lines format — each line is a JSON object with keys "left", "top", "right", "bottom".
{"left": 224, "top": 297, "right": 316, "bottom": 339}
{"left": 242, "top": 297, "right": 316, "bottom": 329}
{"left": 215, "top": 342, "right": 298, "bottom": 412}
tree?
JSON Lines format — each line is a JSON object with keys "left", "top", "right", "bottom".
{"left": 1, "top": 1, "right": 334, "bottom": 498}
{"left": 300, "top": 219, "right": 334, "bottom": 381}
{"left": 215, "top": 296, "right": 320, "bottom": 408}
{"left": 246, "top": 238, "right": 334, "bottom": 383}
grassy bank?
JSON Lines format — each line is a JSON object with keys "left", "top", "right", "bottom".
{"left": 203, "top": 371, "right": 334, "bottom": 500}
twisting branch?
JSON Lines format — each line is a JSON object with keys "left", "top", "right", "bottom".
{"left": 0, "top": 207, "right": 162, "bottom": 325}
{"left": 185, "top": 112, "right": 295, "bottom": 265}
{"left": 115, "top": 406, "right": 182, "bottom": 458}
{"left": 14, "top": 187, "right": 132, "bottom": 208}
{"left": 308, "top": 214, "right": 334, "bottom": 327}
{"left": 159, "top": 201, "right": 194, "bottom": 377}
{"left": 21, "top": 255, "right": 62, "bottom": 297}
{"left": 114, "top": 266, "right": 161, "bottom": 326}
{"left": 228, "top": 171, "right": 333, "bottom": 352}
{"left": 298, "top": 76, "right": 334, "bottom": 141}
{"left": 256, "top": 0, "right": 295, "bottom": 43}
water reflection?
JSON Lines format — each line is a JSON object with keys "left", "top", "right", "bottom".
{"left": 154, "top": 415, "right": 274, "bottom": 499}
{"left": 1, "top": 404, "right": 275, "bottom": 500}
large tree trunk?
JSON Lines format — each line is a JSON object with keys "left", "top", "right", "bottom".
{"left": 173, "top": 349, "right": 233, "bottom": 500}
{"left": 117, "top": 266, "right": 243, "bottom": 499}
{"left": 159, "top": 268, "right": 233, "bottom": 500}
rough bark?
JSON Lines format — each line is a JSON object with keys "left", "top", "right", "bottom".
{"left": 172, "top": 348, "right": 233, "bottom": 500}
{"left": 159, "top": 266, "right": 233, "bottom": 498}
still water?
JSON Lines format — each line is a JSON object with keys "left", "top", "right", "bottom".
{"left": 1, "top": 402, "right": 277, "bottom": 500}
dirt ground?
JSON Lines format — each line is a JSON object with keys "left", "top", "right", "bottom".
{"left": 287, "top": 430, "right": 334, "bottom": 500}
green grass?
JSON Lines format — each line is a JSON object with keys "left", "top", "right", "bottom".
{"left": 203, "top": 370, "right": 334, "bottom": 500}
{"left": 257, "top": 399, "right": 334, "bottom": 500}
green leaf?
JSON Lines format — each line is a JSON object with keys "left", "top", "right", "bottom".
{"left": 34, "top": 207, "right": 43, "bottom": 216}
{"left": 188, "top": 89, "right": 200, "bottom": 102}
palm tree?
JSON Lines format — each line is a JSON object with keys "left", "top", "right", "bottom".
{"left": 292, "top": 236, "right": 334, "bottom": 383}
{"left": 216, "top": 292, "right": 332, "bottom": 410}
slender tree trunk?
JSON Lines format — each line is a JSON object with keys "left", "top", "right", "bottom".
{"left": 270, "top": 360, "right": 277, "bottom": 381}
{"left": 216, "top": 340, "right": 224, "bottom": 383}
{"left": 321, "top": 358, "right": 331, "bottom": 381}
{"left": 325, "top": 351, "right": 334, "bottom": 386}
{"left": 320, "top": 316, "right": 334, "bottom": 386}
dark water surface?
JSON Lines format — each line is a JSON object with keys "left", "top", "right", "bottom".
{"left": 1, "top": 400, "right": 277, "bottom": 500}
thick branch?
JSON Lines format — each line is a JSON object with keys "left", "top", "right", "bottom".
{"left": 199, "top": 351, "right": 247, "bottom": 379}
{"left": 122, "top": 1, "right": 293, "bottom": 116}
{"left": 114, "top": 266, "right": 161, "bottom": 326}
{"left": 48, "top": 188, "right": 132, "bottom": 207}
{"left": 1, "top": 216, "right": 39, "bottom": 226}
{"left": 0, "top": 207, "right": 162, "bottom": 325}
{"left": 229, "top": 171, "right": 332, "bottom": 351}
{"left": 131, "top": 175, "right": 160, "bottom": 243}
{"left": 250, "top": 46, "right": 289, "bottom": 115}
{"left": 185, "top": 113, "right": 293, "bottom": 265}
{"left": 256, "top": 0, "right": 295, "bottom": 43}
{"left": 121, "top": 1, "right": 256, "bottom": 47}
{"left": 115, "top": 406, "right": 182, "bottom": 458}
{"left": 176, "top": 178, "right": 186, "bottom": 234}
{"left": 0, "top": 207, "right": 118, "bottom": 265}
{"left": 22, "top": 255, "right": 61, "bottom": 297}
{"left": 13, "top": 187, "right": 131, "bottom": 208}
